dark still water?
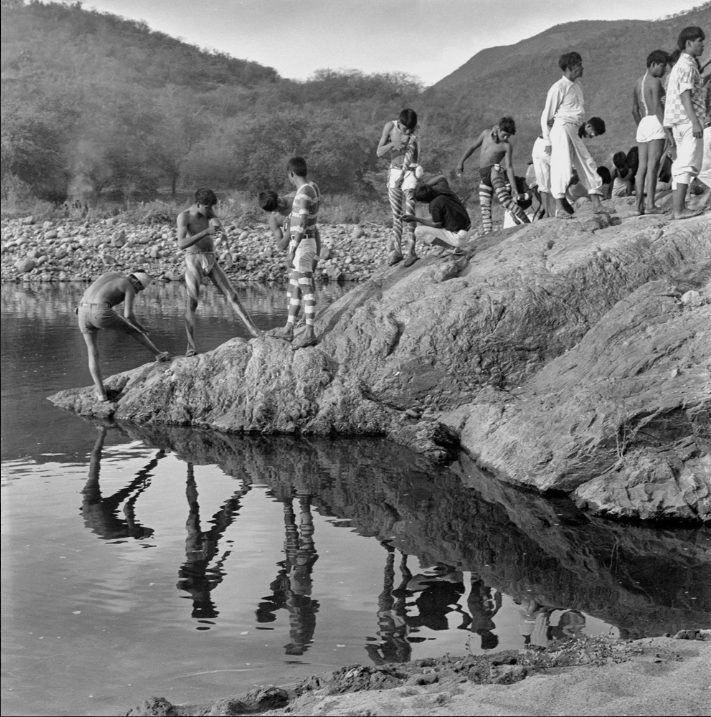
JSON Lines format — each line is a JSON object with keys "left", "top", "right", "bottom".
{"left": 2, "top": 283, "right": 710, "bottom": 717}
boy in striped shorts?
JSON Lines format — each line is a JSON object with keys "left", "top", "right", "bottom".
{"left": 268, "top": 157, "right": 321, "bottom": 349}
{"left": 456, "top": 117, "right": 530, "bottom": 234}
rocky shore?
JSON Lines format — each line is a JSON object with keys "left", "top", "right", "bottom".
{"left": 1, "top": 215, "right": 397, "bottom": 285}
{"left": 126, "top": 632, "right": 711, "bottom": 716}
{"left": 48, "top": 198, "right": 711, "bottom": 523}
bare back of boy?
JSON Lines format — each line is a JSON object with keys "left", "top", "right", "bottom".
{"left": 634, "top": 74, "right": 663, "bottom": 118}
{"left": 81, "top": 272, "right": 135, "bottom": 307}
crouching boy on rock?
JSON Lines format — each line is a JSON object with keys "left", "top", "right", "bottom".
{"left": 404, "top": 175, "right": 471, "bottom": 254}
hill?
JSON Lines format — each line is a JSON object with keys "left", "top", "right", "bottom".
{"left": 425, "top": 4, "right": 711, "bottom": 168}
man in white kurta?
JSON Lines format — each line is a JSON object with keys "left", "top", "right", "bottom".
{"left": 541, "top": 52, "right": 603, "bottom": 218}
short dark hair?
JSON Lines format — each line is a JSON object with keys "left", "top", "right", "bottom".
{"left": 258, "top": 190, "right": 280, "bottom": 212}
{"left": 413, "top": 183, "right": 437, "bottom": 203}
{"left": 587, "top": 116, "right": 606, "bottom": 136}
{"left": 646, "top": 50, "right": 668, "bottom": 67}
{"left": 596, "top": 166, "right": 612, "bottom": 184}
{"left": 287, "top": 156, "right": 308, "bottom": 177}
{"left": 612, "top": 151, "right": 627, "bottom": 170}
{"left": 399, "top": 108, "right": 418, "bottom": 130}
{"left": 558, "top": 51, "right": 582, "bottom": 71}
{"left": 678, "top": 26, "right": 705, "bottom": 51}
{"left": 499, "top": 116, "right": 516, "bottom": 135}
{"left": 195, "top": 188, "right": 217, "bottom": 206}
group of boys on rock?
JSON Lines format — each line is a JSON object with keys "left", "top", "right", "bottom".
{"left": 78, "top": 25, "right": 709, "bottom": 403}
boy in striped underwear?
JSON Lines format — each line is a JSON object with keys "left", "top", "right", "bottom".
{"left": 456, "top": 117, "right": 530, "bottom": 234}
{"left": 267, "top": 157, "right": 321, "bottom": 349}
{"left": 377, "top": 108, "right": 422, "bottom": 266}
{"left": 177, "top": 187, "right": 263, "bottom": 356}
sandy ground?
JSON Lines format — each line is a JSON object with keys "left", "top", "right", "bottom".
{"left": 127, "top": 634, "right": 711, "bottom": 716}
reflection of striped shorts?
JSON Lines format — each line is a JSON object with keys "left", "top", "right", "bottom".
{"left": 78, "top": 302, "right": 136, "bottom": 335}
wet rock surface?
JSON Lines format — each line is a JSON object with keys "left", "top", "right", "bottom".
{"left": 48, "top": 207, "right": 711, "bottom": 522}
{"left": 124, "top": 634, "right": 711, "bottom": 716}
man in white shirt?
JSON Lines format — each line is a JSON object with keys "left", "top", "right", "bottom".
{"left": 541, "top": 52, "right": 604, "bottom": 219}
{"left": 663, "top": 26, "right": 707, "bottom": 220}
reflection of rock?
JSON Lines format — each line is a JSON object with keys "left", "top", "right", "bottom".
{"left": 49, "top": 213, "right": 711, "bottom": 521}
{"left": 114, "top": 425, "right": 711, "bottom": 638}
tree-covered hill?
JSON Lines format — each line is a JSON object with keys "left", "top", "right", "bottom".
{"left": 2, "top": 0, "right": 710, "bottom": 207}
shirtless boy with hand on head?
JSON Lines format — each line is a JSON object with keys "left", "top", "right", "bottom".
{"left": 77, "top": 270, "right": 170, "bottom": 402}
{"left": 457, "top": 117, "right": 530, "bottom": 234}
{"left": 177, "top": 187, "right": 263, "bottom": 356}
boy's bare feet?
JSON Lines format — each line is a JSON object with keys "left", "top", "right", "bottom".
{"left": 96, "top": 391, "right": 109, "bottom": 402}
{"left": 403, "top": 253, "right": 419, "bottom": 267}
{"left": 268, "top": 325, "right": 294, "bottom": 341}
{"left": 645, "top": 206, "right": 663, "bottom": 214}
{"left": 155, "top": 351, "right": 171, "bottom": 363}
{"left": 555, "top": 210, "right": 573, "bottom": 220}
{"left": 672, "top": 208, "right": 702, "bottom": 220}
{"left": 388, "top": 252, "right": 404, "bottom": 266}
{"left": 185, "top": 348, "right": 198, "bottom": 357}
{"left": 292, "top": 331, "right": 318, "bottom": 350}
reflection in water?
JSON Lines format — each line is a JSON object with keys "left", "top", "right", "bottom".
{"left": 177, "top": 463, "right": 250, "bottom": 621}
{"left": 81, "top": 426, "right": 159, "bottom": 540}
{"left": 75, "top": 422, "right": 711, "bottom": 666}
{"left": 256, "top": 493, "right": 320, "bottom": 655}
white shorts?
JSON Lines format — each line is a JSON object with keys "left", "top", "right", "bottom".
{"left": 388, "top": 166, "right": 419, "bottom": 190}
{"left": 531, "top": 136, "right": 551, "bottom": 193}
{"left": 636, "top": 115, "right": 667, "bottom": 143}
{"left": 414, "top": 225, "right": 467, "bottom": 247}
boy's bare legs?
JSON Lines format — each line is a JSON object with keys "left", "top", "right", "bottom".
{"left": 184, "top": 262, "right": 202, "bottom": 356}
{"left": 672, "top": 183, "right": 701, "bottom": 219}
{"left": 209, "top": 263, "right": 264, "bottom": 338}
{"left": 292, "top": 272, "right": 318, "bottom": 349}
{"left": 128, "top": 327, "right": 171, "bottom": 361}
{"left": 82, "top": 332, "right": 107, "bottom": 401}
{"left": 589, "top": 193, "right": 604, "bottom": 213}
{"left": 270, "top": 272, "right": 300, "bottom": 340}
{"left": 635, "top": 142, "right": 649, "bottom": 214}
{"left": 388, "top": 185, "right": 405, "bottom": 264}
{"left": 645, "top": 139, "right": 666, "bottom": 212}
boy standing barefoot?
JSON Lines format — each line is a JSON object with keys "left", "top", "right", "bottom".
{"left": 632, "top": 51, "right": 669, "bottom": 214}
{"left": 77, "top": 270, "right": 170, "bottom": 402}
{"left": 541, "top": 52, "right": 605, "bottom": 218}
{"left": 268, "top": 158, "right": 321, "bottom": 350}
{"left": 377, "top": 109, "right": 422, "bottom": 266}
{"left": 663, "top": 26, "right": 707, "bottom": 220}
{"left": 178, "top": 188, "right": 263, "bottom": 356}
{"left": 457, "top": 116, "right": 530, "bottom": 234}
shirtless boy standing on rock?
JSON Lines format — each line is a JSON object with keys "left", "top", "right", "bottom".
{"left": 457, "top": 117, "right": 530, "bottom": 234}
{"left": 77, "top": 270, "right": 170, "bottom": 402}
{"left": 177, "top": 187, "right": 263, "bottom": 356}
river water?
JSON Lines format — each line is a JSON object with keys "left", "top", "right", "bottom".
{"left": 2, "top": 282, "right": 710, "bottom": 716}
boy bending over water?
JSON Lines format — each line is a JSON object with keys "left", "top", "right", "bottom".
{"left": 77, "top": 270, "right": 170, "bottom": 402}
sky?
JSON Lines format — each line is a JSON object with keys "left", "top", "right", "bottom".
{"left": 83, "top": 0, "right": 703, "bottom": 85}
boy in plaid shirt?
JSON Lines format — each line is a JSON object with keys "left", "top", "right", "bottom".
{"left": 663, "top": 26, "right": 708, "bottom": 220}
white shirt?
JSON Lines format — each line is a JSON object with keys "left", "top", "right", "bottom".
{"left": 541, "top": 76, "right": 585, "bottom": 143}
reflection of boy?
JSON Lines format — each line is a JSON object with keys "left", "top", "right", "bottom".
{"left": 404, "top": 175, "right": 470, "bottom": 254}
{"left": 542, "top": 52, "right": 605, "bottom": 217}
{"left": 632, "top": 50, "right": 669, "bottom": 214}
{"left": 457, "top": 116, "right": 530, "bottom": 234}
{"left": 178, "top": 187, "right": 263, "bottom": 356}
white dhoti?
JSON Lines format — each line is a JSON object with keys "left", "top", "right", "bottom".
{"left": 671, "top": 122, "right": 703, "bottom": 187}
{"left": 549, "top": 120, "right": 602, "bottom": 199}
{"left": 636, "top": 115, "right": 667, "bottom": 143}
{"left": 531, "top": 136, "right": 551, "bottom": 193}
{"left": 414, "top": 225, "right": 467, "bottom": 248}
{"left": 697, "top": 126, "right": 711, "bottom": 189}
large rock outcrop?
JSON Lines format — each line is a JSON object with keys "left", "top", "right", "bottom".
{"left": 49, "top": 209, "right": 711, "bottom": 522}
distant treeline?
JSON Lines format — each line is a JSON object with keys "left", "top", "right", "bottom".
{"left": 3, "top": 0, "right": 709, "bottom": 206}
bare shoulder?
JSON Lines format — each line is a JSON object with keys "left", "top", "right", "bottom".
{"left": 177, "top": 209, "right": 190, "bottom": 224}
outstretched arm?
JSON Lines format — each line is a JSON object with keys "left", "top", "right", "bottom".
{"left": 631, "top": 85, "right": 642, "bottom": 126}
{"left": 457, "top": 133, "right": 484, "bottom": 174}
{"left": 122, "top": 286, "right": 147, "bottom": 333}
{"left": 503, "top": 144, "right": 519, "bottom": 202}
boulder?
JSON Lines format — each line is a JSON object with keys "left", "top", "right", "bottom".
{"left": 48, "top": 211, "right": 711, "bottom": 522}
{"left": 15, "top": 257, "right": 37, "bottom": 273}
